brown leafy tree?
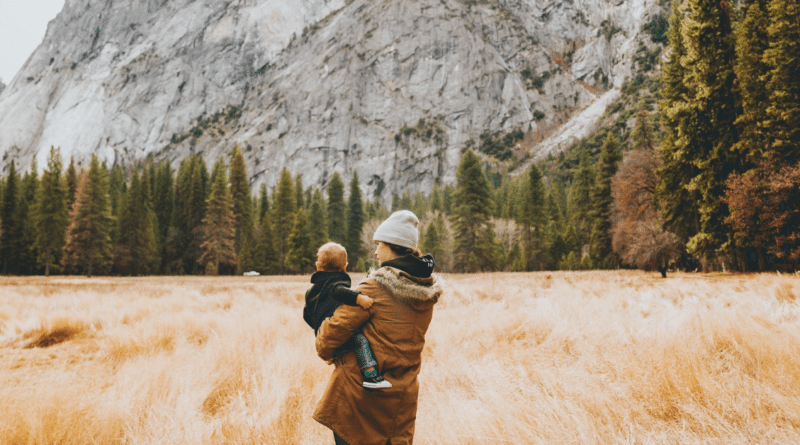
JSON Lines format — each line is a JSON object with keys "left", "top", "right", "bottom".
{"left": 724, "top": 161, "right": 800, "bottom": 269}
{"left": 612, "top": 145, "right": 682, "bottom": 277}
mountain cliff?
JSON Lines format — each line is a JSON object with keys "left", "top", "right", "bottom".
{"left": 0, "top": 0, "right": 664, "bottom": 199}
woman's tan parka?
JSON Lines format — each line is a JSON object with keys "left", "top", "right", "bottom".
{"left": 314, "top": 266, "right": 442, "bottom": 445}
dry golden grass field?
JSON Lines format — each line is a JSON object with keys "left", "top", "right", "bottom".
{"left": 0, "top": 271, "right": 799, "bottom": 444}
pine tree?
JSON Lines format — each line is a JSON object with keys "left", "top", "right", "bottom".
{"left": 493, "top": 176, "right": 507, "bottom": 218}
{"left": 590, "top": 133, "right": 623, "bottom": 261}
{"left": 199, "top": 159, "right": 237, "bottom": 275}
{"left": 442, "top": 184, "right": 456, "bottom": 214}
{"left": 168, "top": 154, "right": 208, "bottom": 274}
{"left": 167, "top": 158, "right": 192, "bottom": 273}
{"left": 550, "top": 178, "right": 568, "bottom": 223}
{"left": 327, "top": 172, "right": 347, "bottom": 244}
{"left": 560, "top": 251, "right": 580, "bottom": 271}
{"left": 681, "top": 0, "right": 739, "bottom": 260}
{"left": 295, "top": 174, "right": 305, "bottom": 211}
{"left": 763, "top": 0, "right": 800, "bottom": 165}
{"left": 34, "top": 147, "right": 69, "bottom": 276}
{"left": 399, "top": 192, "right": 413, "bottom": 211}
{"left": 452, "top": 150, "right": 496, "bottom": 271}
{"left": 346, "top": 172, "right": 365, "bottom": 265}
{"left": 421, "top": 221, "right": 444, "bottom": 264}
{"left": 62, "top": 156, "right": 114, "bottom": 276}
{"left": 547, "top": 191, "right": 563, "bottom": 229}
{"left": 209, "top": 158, "right": 224, "bottom": 194}
{"left": 498, "top": 175, "right": 520, "bottom": 220}
{"left": 731, "top": 0, "right": 771, "bottom": 167}
{"left": 430, "top": 183, "right": 443, "bottom": 213}
{"left": 254, "top": 210, "right": 279, "bottom": 274}
{"left": 543, "top": 190, "right": 565, "bottom": 269}
{"left": 548, "top": 232, "right": 567, "bottom": 270}
{"left": 273, "top": 167, "right": 296, "bottom": 272}
{"left": 108, "top": 164, "right": 126, "bottom": 245}
{"left": 354, "top": 258, "right": 367, "bottom": 273}
{"left": 115, "top": 169, "right": 158, "bottom": 275}
{"left": 65, "top": 156, "right": 77, "bottom": 208}
{"left": 308, "top": 189, "right": 328, "bottom": 251}
{"left": 258, "top": 183, "right": 269, "bottom": 224}
{"left": 521, "top": 166, "right": 547, "bottom": 270}
{"left": 229, "top": 145, "right": 255, "bottom": 253}
{"left": 655, "top": 0, "right": 701, "bottom": 243}
{"left": 17, "top": 158, "right": 40, "bottom": 274}
{"left": 569, "top": 151, "right": 596, "bottom": 242}
{"left": 432, "top": 212, "right": 451, "bottom": 272}
{"left": 631, "top": 102, "right": 655, "bottom": 153}
{"left": 286, "top": 207, "right": 313, "bottom": 274}
{"left": 238, "top": 241, "right": 254, "bottom": 274}
{"left": 563, "top": 224, "right": 581, "bottom": 257}
{"left": 412, "top": 191, "right": 428, "bottom": 219}
{"left": 364, "top": 199, "right": 377, "bottom": 221}
{"left": 0, "top": 160, "right": 20, "bottom": 274}
{"left": 146, "top": 161, "right": 158, "bottom": 210}
{"left": 153, "top": 162, "right": 174, "bottom": 272}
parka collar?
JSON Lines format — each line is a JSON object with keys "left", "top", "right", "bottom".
{"left": 370, "top": 266, "right": 442, "bottom": 310}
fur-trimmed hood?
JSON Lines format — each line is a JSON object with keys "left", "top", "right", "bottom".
{"left": 369, "top": 266, "right": 443, "bottom": 309}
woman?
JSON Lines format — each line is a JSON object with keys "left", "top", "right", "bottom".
{"left": 314, "top": 210, "right": 442, "bottom": 445}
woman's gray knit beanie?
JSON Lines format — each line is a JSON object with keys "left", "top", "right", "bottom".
{"left": 373, "top": 210, "right": 419, "bottom": 250}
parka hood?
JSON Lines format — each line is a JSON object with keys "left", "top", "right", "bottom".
{"left": 381, "top": 254, "right": 435, "bottom": 278}
{"left": 369, "top": 266, "right": 442, "bottom": 309}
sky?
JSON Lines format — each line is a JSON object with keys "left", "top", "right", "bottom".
{"left": 0, "top": 0, "right": 65, "bottom": 85}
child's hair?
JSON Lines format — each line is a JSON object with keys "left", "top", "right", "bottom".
{"left": 384, "top": 242, "right": 423, "bottom": 258}
{"left": 317, "top": 242, "right": 348, "bottom": 271}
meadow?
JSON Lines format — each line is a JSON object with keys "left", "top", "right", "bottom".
{"left": 0, "top": 271, "right": 798, "bottom": 444}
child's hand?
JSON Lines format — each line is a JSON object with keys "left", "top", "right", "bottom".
{"left": 356, "top": 294, "right": 374, "bottom": 310}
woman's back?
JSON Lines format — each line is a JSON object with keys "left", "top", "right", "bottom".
{"left": 358, "top": 267, "right": 439, "bottom": 384}
{"left": 314, "top": 265, "right": 441, "bottom": 445}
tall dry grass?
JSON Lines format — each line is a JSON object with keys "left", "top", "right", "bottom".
{"left": 0, "top": 272, "right": 798, "bottom": 444}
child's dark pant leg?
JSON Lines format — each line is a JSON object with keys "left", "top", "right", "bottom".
{"left": 353, "top": 332, "right": 378, "bottom": 370}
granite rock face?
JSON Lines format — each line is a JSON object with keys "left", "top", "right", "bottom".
{"left": 0, "top": 0, "right": 662, "bottom": 201}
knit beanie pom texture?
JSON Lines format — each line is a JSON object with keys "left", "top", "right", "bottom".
{"left": 373, "top": 210, "right": 419, "bottom": 250}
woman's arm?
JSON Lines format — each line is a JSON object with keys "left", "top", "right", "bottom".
{"left": 315, "top": 301, "right": 371, "bottom": 361}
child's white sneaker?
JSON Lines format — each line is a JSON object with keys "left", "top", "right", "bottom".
{"left": 363, "top": 374, "right": 392, "bottom": 389}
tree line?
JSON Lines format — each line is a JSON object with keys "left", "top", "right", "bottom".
{"left": 0, "top": 146, "right": 380, "bottom": 276}
{"left": 0, "top": 138, "right": 642, "bottom": 276}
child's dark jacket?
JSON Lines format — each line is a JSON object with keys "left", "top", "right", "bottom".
{"left": 303, "top": 271, "right": 361, "bottom": 334}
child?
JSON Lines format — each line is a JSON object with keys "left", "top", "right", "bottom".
{"left": 303, "top": 242, "right": 391, "bottom": 389}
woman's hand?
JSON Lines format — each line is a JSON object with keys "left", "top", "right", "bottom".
{"left": 356, "top": 294, "right": 374, "bottom": 310}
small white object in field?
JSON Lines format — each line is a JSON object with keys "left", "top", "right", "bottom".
{"left": 243, "top": 271, "right": 260, "bottom": 276}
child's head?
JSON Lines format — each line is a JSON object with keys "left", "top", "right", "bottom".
{"left": 316, "top": 242, "right": 348, "bottom": 272}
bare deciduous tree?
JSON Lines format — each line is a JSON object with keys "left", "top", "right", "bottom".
{"left": 611, "top": 146, "right": 683, "bottom": 277}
